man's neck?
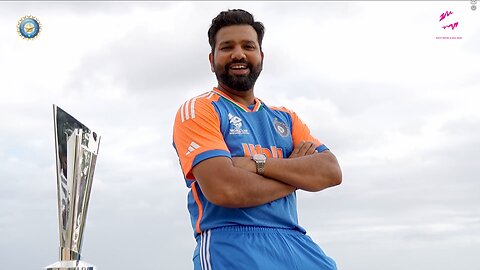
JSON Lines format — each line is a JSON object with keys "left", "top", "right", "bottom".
{"left": 217, "top": 84, "right": 255, "bottom": 107}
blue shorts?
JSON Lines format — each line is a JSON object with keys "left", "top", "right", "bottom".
{"left": 193, "top": 226, "right": 336, "bottom": 270}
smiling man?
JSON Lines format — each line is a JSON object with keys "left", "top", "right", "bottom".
{"left": 173, "top": 9, "right": 342, "bottom": 270}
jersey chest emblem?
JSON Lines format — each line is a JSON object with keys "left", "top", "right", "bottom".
{"left": 273, "top": 118, "right": 289, "bottom": 137}
{"left": 228, "top": 113, "right": 250, "bottom": 135}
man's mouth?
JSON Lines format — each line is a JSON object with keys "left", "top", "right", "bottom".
{"left": 228, "top": 63, "right": 249, "bottom": 75}
{"left": 229, "top": 63, "right": 248, "bottom": 70}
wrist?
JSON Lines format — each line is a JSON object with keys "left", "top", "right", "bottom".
{"left": 251, "top": 154, "right": 267, "bottom": 175}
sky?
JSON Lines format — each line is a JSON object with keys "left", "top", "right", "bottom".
{"left": 1, "top": 1, "right": 479, "bottom": 270}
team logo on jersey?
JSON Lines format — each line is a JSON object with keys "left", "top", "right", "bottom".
{"left": 228, "top": 113, "right": 249, "bottom": 135}
{"left": 273, "top": 118, "right": 289, "bottom": 137}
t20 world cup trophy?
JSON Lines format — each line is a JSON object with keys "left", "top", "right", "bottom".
{"left": 45, "top": 105, "right": 101, "bottom": 270}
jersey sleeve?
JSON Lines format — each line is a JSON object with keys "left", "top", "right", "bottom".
{"left": 287, "top": 107, "right": 329, "bottom": 153}
{"left": 173, "top": 96, "right": 231, "bottom": 182}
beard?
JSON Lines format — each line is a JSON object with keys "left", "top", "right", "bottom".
{"left": 214, "top": 60, "right": 263, "bottom": 92}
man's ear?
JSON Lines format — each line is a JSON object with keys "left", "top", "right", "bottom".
{"left": 261, "top": 51, "right": 264, "bottom": 61}
{"left": 209, "top": 52, "right": 215, "bottom": 72}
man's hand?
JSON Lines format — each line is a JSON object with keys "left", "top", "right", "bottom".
{"left": 289, "top": 140, "right": 318, "bottom": 158}
{"left": 231, "top": 156, "right": 256, "bottom": 173}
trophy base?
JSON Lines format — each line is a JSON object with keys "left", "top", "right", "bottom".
{"left": 45, "top": 260, "right": 96, "bottom": 270}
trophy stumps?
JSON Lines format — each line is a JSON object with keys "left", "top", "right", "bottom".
{"left": 45, "top": 105, "right": 100, "bottom": 270}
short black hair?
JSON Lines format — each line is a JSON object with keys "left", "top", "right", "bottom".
{"left": 208, "top": 9, "right": 265, "bottom": 53}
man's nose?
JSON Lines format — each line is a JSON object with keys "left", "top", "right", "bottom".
{"left": 231, "top": 46, "right": 246, "bottom": 60}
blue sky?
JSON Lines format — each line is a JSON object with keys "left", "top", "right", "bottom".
{"left": 1, "top": 2, "right": 479, "bottom": 270}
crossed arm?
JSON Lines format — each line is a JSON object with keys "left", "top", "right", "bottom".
{"left": 192, "top": 141, "right": 342, "bottom": 208}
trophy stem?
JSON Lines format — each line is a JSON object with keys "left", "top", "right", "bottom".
{"left": 60, "top": 247, "right": 81, "bottom": 261}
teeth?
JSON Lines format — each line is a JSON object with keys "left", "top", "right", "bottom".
{"left": 230, "top": 65, "right": 247, "bottom": 69}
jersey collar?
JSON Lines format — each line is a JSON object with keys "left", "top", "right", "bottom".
{"left": 213, "top": 87, "right": 263, "bottom": 112}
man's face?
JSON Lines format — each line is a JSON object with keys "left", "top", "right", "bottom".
{"left": 209, "top": 24, "right": 264, "bottom": 92}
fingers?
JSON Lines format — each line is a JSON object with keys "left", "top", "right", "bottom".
{"left": 289, "top": 141, "right": 318, "bottom": 158}
{"left": 290, "top": 142, "right": 301, "bottom": 158}
{"left": 299, "top": 141, "right": 317, "bottom": 155}
{"left": 231, "top": 157, "right": 256, "bottom": 173}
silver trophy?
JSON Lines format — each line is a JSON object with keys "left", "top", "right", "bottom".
{"left": 45, "top": 105, "right": 101, "bottom": 270}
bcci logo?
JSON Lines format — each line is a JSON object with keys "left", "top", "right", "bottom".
{"left": 17, "top": 15, "right": 42, "bottom": 40}
{"left": 274, "top": 118, "right": 289, "bottom": 137}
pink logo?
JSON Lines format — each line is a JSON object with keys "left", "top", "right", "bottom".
{"left": 439, "top": 11, "right": 459, "bottom": 30}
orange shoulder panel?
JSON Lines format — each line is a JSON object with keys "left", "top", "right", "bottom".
{"left": 173, "top": 91, "right": 229, "bottom": 179}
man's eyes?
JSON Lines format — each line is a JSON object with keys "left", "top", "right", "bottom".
{"left": 219, "top": 45, "right": 256, "bottom": 51}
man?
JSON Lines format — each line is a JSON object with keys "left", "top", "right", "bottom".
{"left": 173, "top": 9, "right": 342, "bottom": 270}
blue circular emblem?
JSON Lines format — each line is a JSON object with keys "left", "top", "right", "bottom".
{"left": 17, "top": 16, "right": 41, "bottom": 39}
{"left": 274, "top": 118, "right": 289, "bottom": 137}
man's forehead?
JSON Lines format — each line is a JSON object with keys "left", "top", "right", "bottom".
{"left": 215, "top": 25, "right": 259, "bottom": 44}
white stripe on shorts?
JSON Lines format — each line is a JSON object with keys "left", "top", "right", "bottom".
{"left": 200, "top": 230, "right": 212, "bottom": 270}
